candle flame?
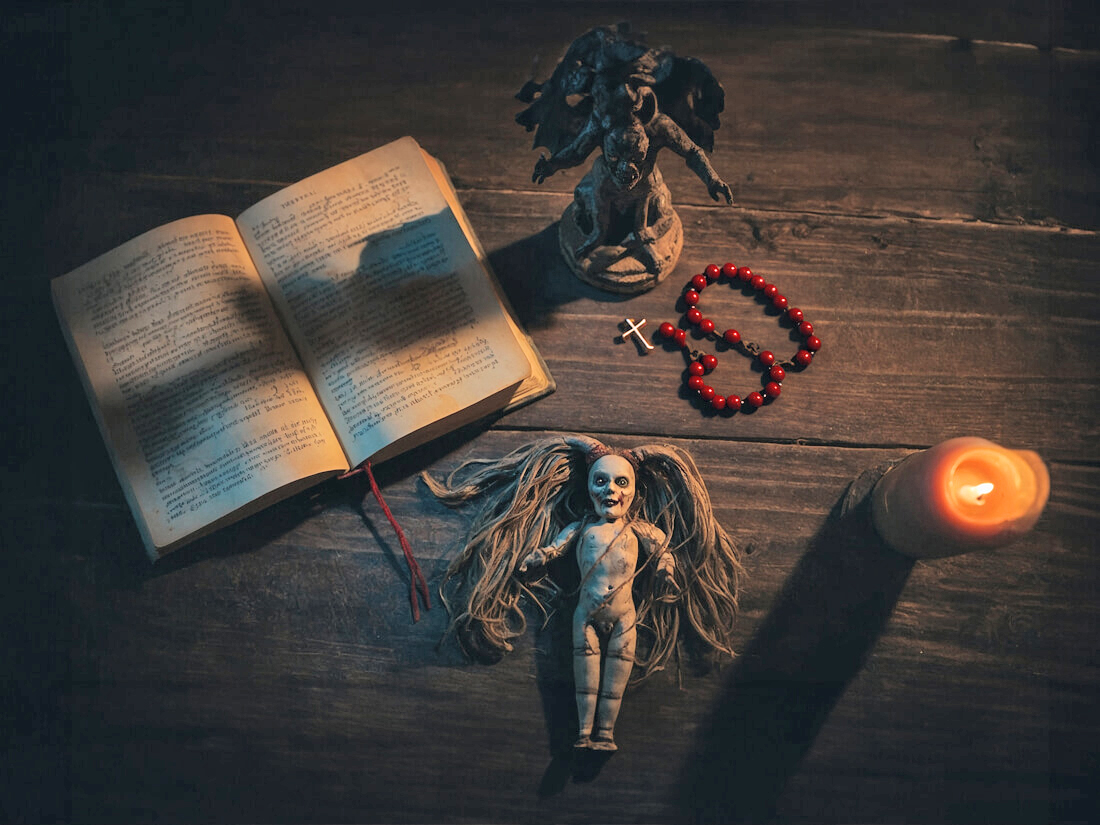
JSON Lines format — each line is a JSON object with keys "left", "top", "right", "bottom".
{"left": 959, "top": 481, "right": 995, "bottom": 505}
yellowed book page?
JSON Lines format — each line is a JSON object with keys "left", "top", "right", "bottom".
{"left": 236, "top": 136, "right": 532, "bottom": 467}
{"left": 51, "top": 214, "right": 350, "bottom": 558}
{"left": 421, "top": 152, "right": 555, "bottom": 409}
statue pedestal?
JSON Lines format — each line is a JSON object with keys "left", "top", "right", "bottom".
{"left": 558, "top": 202, "right": 682, "bottom": 295}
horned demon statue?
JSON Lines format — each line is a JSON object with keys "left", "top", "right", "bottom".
{"left": 423, "top": 435, "right": 743, "bottom": 752}
{"left": 516, "top": 23, "right": 734, "bottom": 293}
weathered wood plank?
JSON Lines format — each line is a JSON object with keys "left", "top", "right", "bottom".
{"left": 30, "top": 174, "right": 1100, "bottom": 470}
{"left": 8, "top": 431, "right": 1096, "bottom": 822}
{"left": 45, "top": 5, "right": 1099, "bottom": 228}
{"left": 465, "top": 191, "right": 1100, "bottom": 461}
{"left": 5, "top": 2, "right": 1099, "bottom": 822}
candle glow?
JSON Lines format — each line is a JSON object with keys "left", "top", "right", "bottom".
{"left": 957, "top": 481, "right": 995, "bottom": 506}
{"left": 871, "top": 437, "right": 1050, "bottom": 558}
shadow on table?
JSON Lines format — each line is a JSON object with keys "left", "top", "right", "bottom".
{"left": 488, "top": 223, "right": 638, "bottom": 330}
{"left": 677, "top": 466, "right": 915, "bottom": 823}
{"left": 513, "top": 562, "right": 622, "bottom": 794}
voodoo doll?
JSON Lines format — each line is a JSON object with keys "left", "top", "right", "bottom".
{"left": 423, "top": 434, "right": 743, "bottom": 752}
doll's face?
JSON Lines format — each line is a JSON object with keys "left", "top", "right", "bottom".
{"left": 588, "top": 454, "right": 636, "bottom": 521}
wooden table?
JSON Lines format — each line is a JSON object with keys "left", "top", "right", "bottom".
{"left": 4, "top": 2, "right": 1097, "bottom": 822}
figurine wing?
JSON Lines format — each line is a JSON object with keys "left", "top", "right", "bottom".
{"left": 653, "top": 55, "right": 726, "bottom": 153}
{"left": 514, "top": 26, "right": 617, "bottom": 154}
{"left": 514, "top": 23, "right": 659, "bottom": 156}
{"left": 515, "top": 87, "right": 594, "bottom": 156}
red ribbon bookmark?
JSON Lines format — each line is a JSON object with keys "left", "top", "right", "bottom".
{"left": 342, "top": 461, "right": 431, "bottom": 621}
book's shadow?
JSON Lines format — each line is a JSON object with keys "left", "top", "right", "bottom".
{"left": 677, "top": 465, "right": 915, "bottom": 823}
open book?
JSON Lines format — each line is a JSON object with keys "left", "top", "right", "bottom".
{"left": 53, "top": 137, "right": 554, "bottom": 561}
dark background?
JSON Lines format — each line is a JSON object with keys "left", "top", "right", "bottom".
{"left": 2, "top": 2, "right": 1098, "bottom": 822}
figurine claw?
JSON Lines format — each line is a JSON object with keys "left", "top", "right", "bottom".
{"left": 711, "top": 181, "right": 734, "bottom": 205}
{"left": 533, "top": 154, "right": 555, "bottom": 184}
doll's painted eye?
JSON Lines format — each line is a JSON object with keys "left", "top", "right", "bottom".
{"left": 616, "top": 476, "right": 629, "bottom": 487}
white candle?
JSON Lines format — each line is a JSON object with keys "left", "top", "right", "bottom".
{"left": 871, "top": 437, "right": 1050, "bottom": 558}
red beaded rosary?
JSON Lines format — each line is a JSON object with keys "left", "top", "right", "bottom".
{"left": 657, "top": 262, "right": 821, "bottom": 413}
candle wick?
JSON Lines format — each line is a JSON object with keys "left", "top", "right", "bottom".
{"left": 968, "top": 481, "right": 995, "bottom": 504}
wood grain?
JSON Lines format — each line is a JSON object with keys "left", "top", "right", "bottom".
{"left": 7, "top": 432, "right": 1095, "bottom": 822}
{"left": 4, "top": 2, "right": 1098, "bottom": 823}
{"left": 50, "top": 8, "right": 1100, "bottom": 229}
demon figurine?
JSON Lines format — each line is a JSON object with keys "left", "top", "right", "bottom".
{"left": 516, "top": 24, "right": 733, "bottom": 293}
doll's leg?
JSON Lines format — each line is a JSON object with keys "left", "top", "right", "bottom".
{"left": 591, "top": 619, "right": 636, "bottom": 751}
{"left": 573, "top": 619, "right": 601, "bottom": 747}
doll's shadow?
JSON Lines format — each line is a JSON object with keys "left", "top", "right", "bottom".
{"left": 533, "top": 620, "right": 616, "bottom": 794}
{"left": 527, "top": 570, "right": 618, "bottom": 794}
{"left": 539, "top": 746, "right": 614, "bottom": 796}
{"left": 678, "top": 464, "right": 915, "bottom": 823}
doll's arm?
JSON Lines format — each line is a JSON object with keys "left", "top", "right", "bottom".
{"left": 519, "top": 521, "right": 582, "bottom": 573}
{"left": 633, "top": 521, "right": 679, "bottom": 593}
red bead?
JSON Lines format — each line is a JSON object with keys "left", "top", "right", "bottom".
{"left": 662, "top": 259, "right": 811, "bottom": 414}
